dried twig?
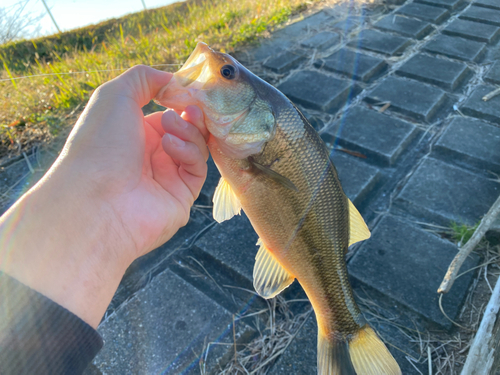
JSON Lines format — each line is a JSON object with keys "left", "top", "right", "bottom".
{"left": 438, "top": 194, "right": 500, "bottom": 294}
{"left": 482, "top": 87, "right": 500, "bottom": 102}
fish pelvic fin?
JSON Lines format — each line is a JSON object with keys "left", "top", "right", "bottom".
{"left": 253, "top": 239, "right": 295, "bottom": 299}
{"left": 348, "top": 199, "right": 371, "bottom": 248}
{"left": 318, "top": 325, "right": 401, "bottom": 375}
{"left": 213, "top": 177, "right": 242, "bottom": 223}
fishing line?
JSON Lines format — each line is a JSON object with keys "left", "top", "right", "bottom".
{"left": 0, "top": 63, "right": 182, "bottom": 82}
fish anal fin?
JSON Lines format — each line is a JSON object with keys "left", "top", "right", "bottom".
{"left": 253, "top": 239, "right": 294, "bottom": 299}
{"left": 348, "top": 199, "right": 371, "bottom": 248}
{"left": 349, "top": 325, "right": 402, "bottom": 375}
{"left": 213, "top": 177, "right": 242, "bottom": 223}
{"left": 317, "top": 325, "right": 401, "bottom": 375}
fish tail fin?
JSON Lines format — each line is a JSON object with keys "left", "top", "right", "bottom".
{"left": 318, "top": 333, "right": 356, "bottom": 375}
{"left": 317, "top": 325, "right": 401, "bottom": 375}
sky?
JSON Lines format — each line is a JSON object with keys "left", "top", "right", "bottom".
{"left": 4, "top": 0, "right": 180, "bottom": 37}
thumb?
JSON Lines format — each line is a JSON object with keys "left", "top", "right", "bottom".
{"left": 101, "top": 65, "right": 173, "bottom": 107}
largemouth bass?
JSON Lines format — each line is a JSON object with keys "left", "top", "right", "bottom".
{"left": 155, "top": 42, "right": 401, "bottom": 375}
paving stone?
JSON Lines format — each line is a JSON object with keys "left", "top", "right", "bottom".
{"left": 332, "top": 16, "right": 364, "bottom": 35}
{"left": 263, "top": 51, "right": 306, "bottom": 73}
{"left": 328, "top": 151, "right": 381, "bottom": 206}
{"left": 324, "top": 106, "right": 419, "bottom": 166}
{"left": 300, "top": 31, "right": 341, "bottom": 50}
{"left": 364, "top": 76, "right": 447, "bottom": 121}
{"left": 414, "top": 0, "right": 464, "bottom": 10}
{"left": 473, "top": 0, "right": 500, "bottom": 11}
{"left": 314, "top": 48, "right": 387, "bottom": 82}
{"left": 374, "top": 14, "right": 434, "bottom": 40}
{"left": 347, "top": 29, "right": 411, "bottom": 56}
{"left": 461, "top": 85, "right": 500, "bottom": 124}
{"left": 442, "top": 19, "right": 500, "bottom": 44}
{"left": 349, "top": 215, "right": 480, "bottom": 328}
{"left": 93, "top": 269, "right": 253, "bottom": 374}
{"left": 434, "top": 117, "right": 500, "bottom": 174}
{"left": 277, "top": 70, "right": 359, "bottom": 113}
{"left": 423, "top": 34, "right": 486, "bottom": 62}
{"left": 396, "top": 2, "right": 450, "bottom": 24}
{"left": 460, "top": 6, "right": 500, "bottom": 27}
{"left": 395, "top": 54, "right": 471, "bottom": 91}
{"left": 485, "top": 60, "right": 500, "bottom": 85}
{"left": 196, "top": 214, "right": 258, "bottom": 282}
{"left": 395, "top": 157, "right": 500, "bottom": 226}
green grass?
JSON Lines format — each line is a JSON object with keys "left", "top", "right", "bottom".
{"left": 450, "top": 221, "right": 480, "bottom": 246}
{"left": 0, "top": 0, "right": 315, "bottom": 157}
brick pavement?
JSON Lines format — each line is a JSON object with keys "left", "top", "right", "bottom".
{"left": 87, "top": 0, "right": 500, "bottom": 373}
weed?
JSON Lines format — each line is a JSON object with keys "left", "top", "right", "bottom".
{"left": 450, "top": 221, "right": 480, "bottom": 246}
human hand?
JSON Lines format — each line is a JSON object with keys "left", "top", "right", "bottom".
{"left": 0, "top": 66, "right": 208, "bottom": 328}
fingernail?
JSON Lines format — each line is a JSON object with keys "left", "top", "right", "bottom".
{"left": 167, "top": 133, "right": 185, "bottom": 147}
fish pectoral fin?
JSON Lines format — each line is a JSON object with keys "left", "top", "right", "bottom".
{"left": 213, "top": 177, "right": 242, "bottom": 223}
{"left": 249, "top": 160, "right": 299, "bottom": 192}
{"left": 253, "top": 239, "right": 294, "bottom": 299}
{"left": 348, "top": 199, "right": 371, "bottom": 247}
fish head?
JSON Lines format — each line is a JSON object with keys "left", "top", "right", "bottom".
{"left": 155, "top": 42, "right": 276, "bottom": 159}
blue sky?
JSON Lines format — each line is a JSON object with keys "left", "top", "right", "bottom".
{"left": 4, "top": 0, "right": 180, "bottom": 37}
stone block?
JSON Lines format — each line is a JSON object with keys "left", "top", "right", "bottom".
{"left": 195, "top": 214, "right": 258, "bottom": 282}
{"left": 460, "top": 6, "right": 500, "bottom": 27}
{"left": 414, "top": 0, "right": 464, "bottom": 10}
{"left": 485, "top": 61, "right": 500, "bottom": 85}
{"left": 374, "top": 14, "right": 434, "bottom": 40}
{"left": 461, "top": 85, "right": 500, "bottom": 124}
{"left": 263, "top": 51, "right": 306, "bottom": 73}
{"left": 347, "top": 30, "right": 411, "bottom": 56}
{"left": 93, "top": 270, "right": 253, "bottom": 374}
{"left": 443, "top": 19, "right": 500, "bottom": 44}
{"left": 277, "top": 70, "right": 359, "bottom": 114}
{"left": 332, "top": 16, "right": 364, "bottom": 35}
{"left": 423, "top": 34, "right": 486, "bottom": 62}
{"left": 300, "top": 31, "right": 341, "bottom": 50}
{"left": 324, "top": 106, "right": 419, "bottom": 166}
{"left": 364, "top": 76, "right": 447, "bottom": 122}
{"left": 473, "top": 0, "right": 500, "bottom": 10}
{"left": 395, "top": 157, "right": 500, "bottom": 226}
{"left": 327, "top": 151, "right": 381, "bottom": 206}
{"left": 397, "top": 3, "right": 450, "bottom": 24}
{"left": 314, "top": 48, "right": 387, "bottom": 82}
{"left": 433, "top": 117, "right": 500, "bottom": 174}
{"left": 395, "top": 54, "right": 471, "bottom": 91}
{"left": 349, "top": 215, "right": 479, "bottom": 328}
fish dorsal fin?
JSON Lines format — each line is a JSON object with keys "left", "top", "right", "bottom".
{"left": 250, "top": 160, "right": 299, "bottom": 192}
{"left": 213, "top": 177, "right": 242, "bottom": 223}
{"left": 349, "top": 199, "right": 371, "bottom": 247}
{"left": 253, "top": 238, "right": 295, "bottom": 299}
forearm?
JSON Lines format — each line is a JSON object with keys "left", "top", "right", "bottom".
{"left": 0, "top": 169, "right": 134, "bottom": 329}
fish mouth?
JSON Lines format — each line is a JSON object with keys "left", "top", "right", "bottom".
{"left": 154, "top": 42, "right": 214, "bottom": 109}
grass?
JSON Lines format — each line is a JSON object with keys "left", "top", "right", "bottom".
{"left": 450, "top": 221, "right": 480, "bottom": 246}
{"left": 0, "top": 0, "right": 314, "bottom": 158}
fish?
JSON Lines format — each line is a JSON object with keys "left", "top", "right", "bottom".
{"left": 155, "top": 42, "right": 401, "bottom": 375}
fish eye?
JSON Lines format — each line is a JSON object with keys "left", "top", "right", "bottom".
{"left": 220, "top": 65, "right": 236, "bottom": 80}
